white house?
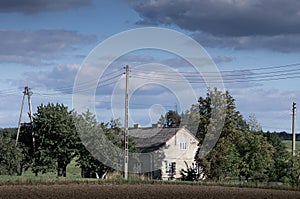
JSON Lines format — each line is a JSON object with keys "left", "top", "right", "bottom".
{"left": 128, "top": 126, "right": 199, "bottom": 180}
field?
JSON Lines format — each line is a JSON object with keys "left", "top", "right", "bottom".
{"left": 0, "top": 183, "right": 299, "bottom": 199}
{"left": 282, "top": 140, "right": 300, "bottom": 153}
{"left": 0, "top": 142, "right": 299, "bottom": 199}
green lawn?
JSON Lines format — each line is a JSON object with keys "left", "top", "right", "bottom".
{"left": 66, "top": 160, "right": 81, "bottom": 178}
{"left": 19, "top": 159, "right": 81, "bottom": 179}
{"left": 282, "top": 140, "right": 300, "bottom": 153}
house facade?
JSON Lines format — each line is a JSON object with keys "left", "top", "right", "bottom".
{"left": 128, "top": 126, "right": 199, "bottom": 180}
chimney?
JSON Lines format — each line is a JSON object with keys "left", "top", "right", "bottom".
{"left": 134, "top": 124, "right": 141, "bottom": 129}
{"left": 152, "top": 123, "right": 161, "bottom": 128}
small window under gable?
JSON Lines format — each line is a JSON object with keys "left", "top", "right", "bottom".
{"left": 179, "top": 142, "right": 187, "bottom": 150}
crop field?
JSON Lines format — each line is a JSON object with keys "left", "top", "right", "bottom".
{"left": 0, "top": 183, "right": 299, "bottom": 199}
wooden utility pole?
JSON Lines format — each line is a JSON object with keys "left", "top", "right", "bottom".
{"left": 124, "top": 65, "right": 129, "bottom": 180}
{"left": 16, "top": 88, "right": 26, "bottom": 146}
{"left": 16, "top": 86, "right": 35, "bottom": 151}
{"left": 292, "top": 102, "right": 297, "bottom": 156}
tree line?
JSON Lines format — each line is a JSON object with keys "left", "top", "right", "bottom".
{"left": 0, "top": 88, "right": 300, "bottom": 186}
{"left": 0, "top": 105, "right": 134, "bottom": 178}
{"left": 180, "top": 88, "right": 300, "bottom": 186}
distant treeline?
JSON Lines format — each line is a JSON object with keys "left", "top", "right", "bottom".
{"left": 275, "top": 131, "right": 300, "bottom": 141}
{"left": 1, "top": 128, "right": 300, "bottom": 141}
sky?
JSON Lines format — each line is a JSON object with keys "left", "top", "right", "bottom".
{"left": 1, "top": 0, "right": 300, "bottom": 133}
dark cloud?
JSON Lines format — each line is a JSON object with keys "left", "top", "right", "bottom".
{"left": 194, "top": 33, "right": 300, "bottom": 52}
{"left": 0, "top": 30, "right": 96, "bottom": 65}
{"left": 130, "top": 0, "right": 300, "bottom": 52}
{"left": 0, "top": 0, "right": 92, "bottom": 14}
{"left": 131, "top": 0, "right": 300, "bottom": 36}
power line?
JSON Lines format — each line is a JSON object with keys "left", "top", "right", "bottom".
{"left": 133, "top": 66, "right": 300, "bottom": 79}
{"left": 131, "top": 65, "right": 300, "bottom": 83}
{"left": 2, "top": 62, "right": 300, "bottom": 100}
{"left": 132, "top": 63, "right": 300, "bottom": 74}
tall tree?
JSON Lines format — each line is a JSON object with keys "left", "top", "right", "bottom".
{"left": 74, "top": 111, "right": 138, "bottom": 178}
{"left": 180, "top": 104, "right": 200, "bottom": 135}
{"left": 74, "top": 110, "right": 116, "bottom": 178}
{"left": 196, "top": 89, "right": 243, "bottom": 180}
{"left": 247, "top": 113, "right": 262, "bottom": 133}
{"left": 33, "top": 103, "right": 77, "bottom": 177}
{"left": 165, "top": 110, "right": 181, "bottom": 128}
{"left": 195, "top": 89, "right": 274, "bottom": 181}
{"left": 158, "top": 115, "right": 166, "bottom": 127}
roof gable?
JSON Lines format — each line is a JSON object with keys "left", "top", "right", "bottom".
{"left": 128, "top": 127, "right": 199, "bottom": 152}
{"left": 128, "top": 127, "right": 179, "bottom": 152}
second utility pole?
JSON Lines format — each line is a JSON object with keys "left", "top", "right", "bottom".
{"left": 124, "top": 65, "right": 129, "bottom": 180}
{"left": 16, "top": 86, "right": 35, "bottom": 151}
{"left": 292, "top": 102, "right": 297, "bottom": 156}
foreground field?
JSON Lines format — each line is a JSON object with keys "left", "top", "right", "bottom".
{"left": 0, "top": 184, "right": 299, "bottom": 199}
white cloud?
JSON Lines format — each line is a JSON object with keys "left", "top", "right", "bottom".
{"left": 0, "top": 30, "right": 96, "bottom": 66}
{"left": 232, "top": 88, "right": 300, "bottom": 132}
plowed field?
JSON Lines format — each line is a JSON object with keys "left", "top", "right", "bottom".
{"left": 0, "top": 184, "right": 299, "bottom": 199}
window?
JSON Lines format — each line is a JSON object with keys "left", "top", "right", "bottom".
{"left": 165, "top": 161, "right": 170, "bottom": 173}
{"left": 134, "top": 162, "right": 142, "bottom": 174}
{"left": 192, "top": 162, "right": 200, "bottom": 174}
{"left": 165, "top": 161, "right": 176, "bottom": 175}
{"left": 179, "top": 142, "right": 187, "bottom": 150}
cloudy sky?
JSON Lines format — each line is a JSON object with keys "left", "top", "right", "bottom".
{"left": 1, "top": 0, "right": 300, "bottom": 132}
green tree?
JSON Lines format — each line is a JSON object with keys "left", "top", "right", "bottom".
{"left": 247, "top": 113, "right": 262, "bottom": 133}
{"left": 74, "top": 111, "right": 138, "bottom": 178}
{"left": 0, "top": 136, "right": 23, "bottom": 175}
{"left": 180, "top": 104, "right": 200, "bottom": 135}
{"left": 237, "top": 132, "right": 274, "bottom": 181}
{"left": 289, "top": 154, "right": 300, "bottom": 186}
{"left": 196, "top": 89, "right": 274, "bottom": 182}
{"left": 74, "top": 110, "right": 116, "bottom": 178}
{"left": 158, "top": 115, "right": 166, "bottom": 127}
{"left": 33, "top": 103, "right": 77, "bottom": 177}
{"left": 165, "top": 110, "right": 181, "bottom": 128}
{"left": 265, "top": 132, "right": 290, "bottom": 182}
{"left": 196, "top": 89, "right": 243, "bottom": 180}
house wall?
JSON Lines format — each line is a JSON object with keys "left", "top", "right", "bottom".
{"left": 161, "top": 128, "right": 198, "bottom": 180}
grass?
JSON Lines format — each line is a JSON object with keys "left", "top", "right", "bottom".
{"left": 282, "top": 140, "right": 300, "bottom": 153}
{"left": 1, "top": 170, "right": 300, "bottom": 191}
{"left": 1, "top": 141, "right": 300, "bottom": 190}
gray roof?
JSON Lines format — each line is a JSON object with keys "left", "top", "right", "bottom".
{"left": 128, "top": 127, "right": 180, "bottom": 152}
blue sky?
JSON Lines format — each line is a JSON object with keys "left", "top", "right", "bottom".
{"left": 1, "top": 0, "right": 300, "bottom": 133}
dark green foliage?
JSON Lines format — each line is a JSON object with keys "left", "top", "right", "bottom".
{"left": 180, "top": 104, "right": 200, "bottom": 135}
{"left": 165, "top": 110, "right": 181, "bottom": 128}
{"left": 0, "top": 128, "right": 17, "bottom": 139}
{"left": 74, "top": 110, "right": 115, "bottom": 179}
{"left": 289, "top": 154, "right": 300, "bottom": 186}
{"left": 236, "top": 132, "right": 274, "bottom": 181}
{"left": 195, "top": 89, "right": 274, "bottom": 182}
{"left": 74, "top": 110, "right": 138, "bottom": 179}
{"left": 32, "top": 103, "right": 77, "bottom": 177}
{"left": 0, "top": 136, "right": 23, "bottom": 175}
{"left": 265, "top": 132, "right": 290, "bottom": 182}
{"left": 180, "top": 161, "right": 200, "bottom": 181}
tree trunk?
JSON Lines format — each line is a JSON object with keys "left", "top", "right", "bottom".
{"left": 81, "top": 167, "right": 91, "bottom": 178}
{"left": 57, "top": 162, "right": 67, "bottom": 177}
